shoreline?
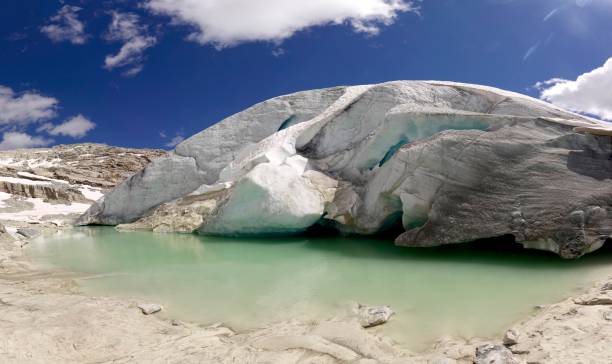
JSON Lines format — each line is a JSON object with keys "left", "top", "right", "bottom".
{"left": 2, "top": 221, "right": 611, "bottom": 363}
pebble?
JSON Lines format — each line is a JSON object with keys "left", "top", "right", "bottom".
{"left": 354, "top": 304, "right": 394, "bottom": 328}
{"left": 503, "top": 328, "right": 519, "bottom": 346}
{"left": 138, "top": 303, "right": 162, "bottom": 315}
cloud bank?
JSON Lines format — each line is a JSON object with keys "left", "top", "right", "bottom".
{"left": 38, "top": 115, "right": 96, "bottom": 138}
{"left": 0, "top": 85, "right": 96, "bottom": 150}
{"left": 536, "top": 57, "right": 612, "bottom": 120}
{"left": 40, "top": 5, "right": 88, "bottom": 45}
{"left": 0, "top": 132, "right": 52, "bottom": 151}
{"left": 145, "top": 0, "right": 416, "bottom": 47}
{"left": 0, "top": 86, "right": 58, "bottom": 125}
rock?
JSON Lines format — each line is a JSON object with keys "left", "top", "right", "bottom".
{"left": 603, "top": 310, "right": 612, "bottom": 321}
{"left": 353, "top": 304, "right": 394, "bottom": 328}
{"left": 16, "top": 228, "right": 40, "bottom": 239}
{"left": 0, "top": 144, "right": 164, "bottom": 189}
{"left": 503, "top": 329, "right": 519, "bottom": 346}
{"left": 117, "top": 194, "right": 222, "bottom": 233}
{"left": 429, "top": 357, "right": 458, "bottom": 364}
{"left": 78, "top": 81, "right": 612, "bottom": 258}
{"left": 0, "top": 179, "right": 87, "bottom": 203}
{"left": 508, "top": 342, "right": 531, "bottom": 355}
{"left": 474, "top": 344, "right": 522, "bottom": 364}
{"left": 601, "top": 282, "right": 612, "bottom": 291}
{"left": 203, "top": 325, "right": 234, "bottom": 337}
{"left": 573, "top": 294, "right": 612, "bottom": 305}
{"left": 0, "top": 144, "right": 165, "bottom": 225}
{"left": 252, "top": 334, "right": 360, "bottom": 362}
{"left": 312, "top": 321, "right": 400, "bottom": 360}
{"left": 138, "top": 303, "right": 162, "bottom": 315}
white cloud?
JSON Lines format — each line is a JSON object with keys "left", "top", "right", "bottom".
{"left": 41, "top": 5, "right": 87, "bottom": 45}
{"left": 0, "top": 86, "right": 93, "bottom": 150}
{"left": 39, "top": 115, "right": 96, "bottom": 138}
{"left": 165, "top": 134, "right": 185, "bottom": 148}
{"left": 145, "top": 0, "right": 416, "bottom": 48}
{"left": 543, "top": 8, "right": 560, "bottom": 22}
{"left": 523, "top": 41, "right": 540, "bottom": 61}
{"left": 536, "top": 57, "right": 612, "bottom": 120}
{"left": 0, "top": 132, "right": 52, "bottom": 151}
{"left": 104, "top": 12, "right": 157, "bottom": 76}
{"left": 0, "top": 86, "right": 58, "bottom": 125}
{"left": 271, "top": 48, "right": 286, "bottom": 57}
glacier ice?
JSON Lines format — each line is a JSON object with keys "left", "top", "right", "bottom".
{"left": 201, "top": 162, "right": 325, "bottom": 236}
{"left": 79, "top": 81, "right": 612, "bottom": 258}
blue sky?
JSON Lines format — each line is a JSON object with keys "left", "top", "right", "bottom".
{"left": 1, "top": 0, "right": 611, "bottom": 150}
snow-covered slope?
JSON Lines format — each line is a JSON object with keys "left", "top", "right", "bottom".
{"left": 79, "top": 81, "right": 612, "bottom": 258}
{"left": 0, "top": 144, "right": 164, "bottom": 224}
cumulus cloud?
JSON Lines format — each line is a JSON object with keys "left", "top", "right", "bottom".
{"left": 536, "top": 57, "right": 612, "bottom": 120}
{"left": 0, "top": 132, "right": 52, "bottom": 151}
{"left": 0, "top": 86, "right": 95, "bottom": 150}
{"left": 145, "top": 0, "right": 416, "bottom": 48}
{"left": 41, "top": 5, "right": 88, "bottom": 44}
{"left": 0, "top": 86, "right": 58, "bottom": 125}
{"left": 38, "top": 115, "right": 96, "bottom": 138}
{"left": 104, "top": 12, "right": 157, "bottom": 76}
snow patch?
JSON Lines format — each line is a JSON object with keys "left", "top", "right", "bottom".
{"left": 0, "top": 191, "right": 12, "bottom": 207}
{"left": 79, "top": 186, "right": 104, "bottom": 201}
{"left": 0, "top": 176, "right": 52, "bottom": 186}
{"left": 16, "top": 171, "right": 68, "bottom": 184}
{"left": 0, "top": 157, "right": 61, "bottom": 168}
{"left": 0, "top": 197, "right": 91, "bottom": 222}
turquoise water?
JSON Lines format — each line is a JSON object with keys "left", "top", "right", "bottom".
{"left": 28, "top": 228, "right": 612, "bottom": 350}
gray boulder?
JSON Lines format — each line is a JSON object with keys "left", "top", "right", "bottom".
{"left": 474, "top": 344, "right": 522, "bottom": 364}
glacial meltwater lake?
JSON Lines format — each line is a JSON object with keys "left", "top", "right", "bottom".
{"left": 28, "top": 227, "right": 612, "bottom": 350}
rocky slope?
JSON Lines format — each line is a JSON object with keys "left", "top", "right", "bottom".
{"left": 0, "top": 143, "right": 164, "bottom": 224}
{"left": 78, "top": 81, "right": 612, "bottom": 258}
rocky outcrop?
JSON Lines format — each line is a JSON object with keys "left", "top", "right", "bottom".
{"left": 116, "top": 187, "right": 227, "bottom": 233}
{"left": 0, "top": 143, "right": 165, "bottom": 224}
{"left": 0, "top": 143, "right": 165, "bottom": 188}
{"left": 78, "top": 81, "right": 612, "bottom": 258}
{"left": 0, "top": 178, "right": 87, "bottom": 203}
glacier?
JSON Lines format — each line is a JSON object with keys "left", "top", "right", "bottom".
{"left": 78, "top": 81, "right": 612, "bottom": 258}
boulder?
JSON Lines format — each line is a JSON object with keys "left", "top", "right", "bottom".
{"left": 137, "top": 303, "right": 162, "bottom": 315}
{"left": 503, "top": 329, "right": 519, "bottom": 346}
{"left": 573, "top": 294, "right": 612, "bottom": 305}
{"left": 474, "top": 344, "right": 522, "bottom": 364}
{"left": 16, "top": 228, "right": 40, "bottom": 239}
{"left": 352, "top": 304, "right": 394, "bottom": 328}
